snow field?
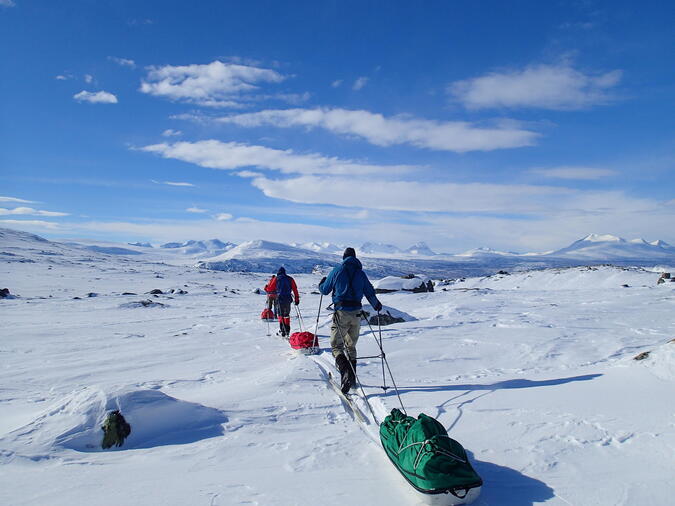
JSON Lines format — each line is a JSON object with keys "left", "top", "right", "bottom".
{"left": 1, "top": 252, "right": 674, "bottom": 505}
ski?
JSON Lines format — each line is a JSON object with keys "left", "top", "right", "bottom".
{"left": 327, "top": 372, "right": 367, "bottom": 424}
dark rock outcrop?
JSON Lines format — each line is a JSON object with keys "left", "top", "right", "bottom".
{"left": 369, "top": 311, "right": 405, "bottom": 326}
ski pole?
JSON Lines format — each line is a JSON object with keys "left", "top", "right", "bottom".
{"left": 294, "top": 303, "right": 305, "bottom": 332}
{"left": 314, "top": 293, "right": 323, "bottom": 337}
{"left": 377, "top": 310, "right": 387, "bottom": 391}
{"left": 365, "top": 313, "right": 406, "bottom": 415}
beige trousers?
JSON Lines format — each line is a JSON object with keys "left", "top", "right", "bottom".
{"left": 330, "top": 309, "right": 362, "bottom": 359}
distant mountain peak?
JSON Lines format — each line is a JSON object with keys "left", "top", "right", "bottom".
{"left": 360, "top": 242, "right": 403, "bottom": 254}
{"left": 552, "top": 233, "right": 674, "bottom": 259}
{"left": 405, "top": 242, "right": 436, "bottom": 256}
{"left": 581, "top": 233, "right": 623, "bottom": 243}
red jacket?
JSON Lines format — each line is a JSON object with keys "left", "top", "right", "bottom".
{"left": 264, "top": 276, "right": 277, "bottom": 298}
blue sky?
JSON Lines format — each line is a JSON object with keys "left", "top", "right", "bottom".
{"left": 1, "top": 0, "right": 674, "bottom": 252}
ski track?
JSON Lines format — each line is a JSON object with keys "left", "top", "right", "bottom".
{"left": 1, "top": 253, "right": 674, "bottom": 505}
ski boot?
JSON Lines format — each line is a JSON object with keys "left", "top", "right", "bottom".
{"left": 335, "top": 354, "right": 351, "bottom": 394}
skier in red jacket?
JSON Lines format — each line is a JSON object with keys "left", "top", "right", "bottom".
{"left": 264, "top": 274, "right": 277, "bottom": 318}
{"left": 265, "top": 267, "right": 300, "bottom": 337}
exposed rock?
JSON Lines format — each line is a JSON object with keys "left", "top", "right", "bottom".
{"left": 633, "top": 351, "right": 651, "bottom": 361}
{"left": 657, "top": 272, "right": 671, "bottom": 284}
{"left": 369, "top": 311, "right": 405, "bottom": 326}
{"left": 87, "top": 292, "right": 98, "bottom": 297}
{"left": 496, "top": 270, "right": 510, "bottom": 275}
{"left": 122, "top": 292, "right": 136, "bottom": 295}
{"left": 120, "top": 299, "right": 166, "bottom": 308}
{"left": 0, "top": 288, "right": 10, "bottom": 298}
{"left": 148, "top": 289, "right": 163, "bottom": 295}
{"left": 622, "top": 284, "right": 630, "bottom": 288}
{"left": 253, "top": 288, "right": 262, "bottom": 294}
{"left": 374, "top": 275, "right": 433, "bottom": 294}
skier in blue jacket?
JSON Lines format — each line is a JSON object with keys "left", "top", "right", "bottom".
{"left": 319, "top": 247, "right": 382, "bottom": 393}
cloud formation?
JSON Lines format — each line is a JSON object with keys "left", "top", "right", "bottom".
{"left": 449, "top": 63, "right": 622, "bottom": 110}
{"left": 209, "top": 108, "right": 540, "bottom": 152}
{"left": 150, "top": 180, "right": 195, "bottom": 187}
{"left": 353, "top": 77, "right": 369, "bottom": 90}
{"left": 0, "top": 207, "right": 69, "bottom": 217}
{"left": 73, "top": 90, "right": 118, "bottom": 104}
{"left": 215, "top": 213, "right": 233, "bottom": 221}
{"left": 140, "top": 140, "right": 416, "bottom": 176}
{"left": 531, "top": 166, "right": 618, "bottom": 180}
{"left": 109, "top": 56, "right": 136, "bottom": 68}
{"left": 139, "top": 60, "right": 287, "bottom": 107}
{"left": 186, "top": 207, "right": 207, "bottom": 213}
{"left": 0, "top": 219, "right": 60, "bottom": 229}
{"left": 161, "top": 129, "right": 182, "bottom": 137}
{"left": 250, "top": 175, "right": 572, "bottom": 214}
{"left": 0, "top": 196, "right": 35, "bottom": 203}
{"left": 0, "top": 0, "right": 16, "bottom": 7}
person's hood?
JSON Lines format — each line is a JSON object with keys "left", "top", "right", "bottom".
{"left": 277, "top": 266, "right": 286, "bottom": 275}
{"left": 342, "top": 256, "right": 362, "bottom": 270}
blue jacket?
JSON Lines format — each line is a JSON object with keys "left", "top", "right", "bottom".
{"left": 319, "top": 256, "right": 381, "bottom": 311}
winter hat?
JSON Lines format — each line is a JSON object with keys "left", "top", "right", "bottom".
{"left": 343, "top": 247, "right": 356, "bottom": 259}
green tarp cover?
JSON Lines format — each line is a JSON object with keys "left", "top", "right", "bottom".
{"left": 379, "top": 408, "right": 483, "bottom": 495}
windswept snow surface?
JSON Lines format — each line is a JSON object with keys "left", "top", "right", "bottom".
{"left": 1, "top": 229, "right": 675, "bottom": 505}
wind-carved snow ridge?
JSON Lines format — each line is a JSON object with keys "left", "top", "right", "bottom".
{"left": 3, "top": 387, "right": 228, "bottom": 457}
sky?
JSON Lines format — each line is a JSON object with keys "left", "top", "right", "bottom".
{"left": 1, "top": 0, "right": 674, "bottom": 253}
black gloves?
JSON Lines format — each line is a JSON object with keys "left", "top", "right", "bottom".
{"left": 374, "top": 302, "right": 382, "bottom": 312}
{"left": 295, "top": 299, "right": 300, "bottom": 306}
{"left": 319, "top": 276, "right": 326, "bottom": 286}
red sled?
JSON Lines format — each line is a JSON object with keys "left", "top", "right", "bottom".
{"left": 290, "top": 331, "right": 319, "bottom": 354}
{"left": 261, "top": 308, "right": 276, "bottom": 321}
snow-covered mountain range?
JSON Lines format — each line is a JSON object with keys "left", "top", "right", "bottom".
{"left": 2, "top": 228, "right": 674, "bottom": 277}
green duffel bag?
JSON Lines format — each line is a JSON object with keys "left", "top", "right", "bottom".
{"left": 379, "top": 408, "right": 483, "bottom": 501}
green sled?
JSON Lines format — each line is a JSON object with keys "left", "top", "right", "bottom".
{"left": 379, "top": 408, "right": 483, "bottom": 503}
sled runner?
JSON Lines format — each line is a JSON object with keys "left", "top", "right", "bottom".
{"left": 380, "top": 408, "right": 482, "bottom": 505}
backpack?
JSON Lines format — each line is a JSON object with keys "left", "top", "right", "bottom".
{"left": 276, "top": 274, "right": 292, "bottom": 302}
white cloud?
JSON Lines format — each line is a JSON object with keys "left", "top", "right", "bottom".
{"left": 0, "top": 220, "right": 60, "bottom": 230}
{"left": 109, "top": 56, "right": 136, "bottom": 68}
{"left": 140, "top": 140, "right": 416, "bottom": 176}
{"left": 55, "top": 75, "right": 70, "bottom": 80}
{"left": 161, "top": 129, "right": 182, "bottom": 137}
{"left": 150, "top": 180, "right": 194, "bottom": 187}
{"left": 84, "top": 74, "right": 94, "bottom": 84}
{"left": 531, "top": 166, "right": 618, "bottom": 180}
{"left": 0, "top": 196, "right": 35, "bottom": 203}
{"left": 0, "top": 207, "right": 69, "bottom": 217}
{"left": 73, "top": 90, "right": 118, "bottom": 104}
{"left": 0, "top": 0, "right": 16, "bottom": 7}
{"left": 186, "top": 207, "right": 208, "bottom": 213}
{"left": 353, "top": 77, "right": 369, "bottom": 90}
{"left": 139, "top": 60, "right": 287, "bottom": 107}
{"left": 215, "top": 213, "right": 233, "bottom": 221}
{"left": 331, "top": 79, "right": 343, "bottom": 88}
{"left": 449, "top": 63, "right": 622, "bottom": 110}
{"left": 210, "top": 108, "right": 540, "bottom": 152}
{"left": 250, "top": 175, "right": 573, "bottom": 214}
